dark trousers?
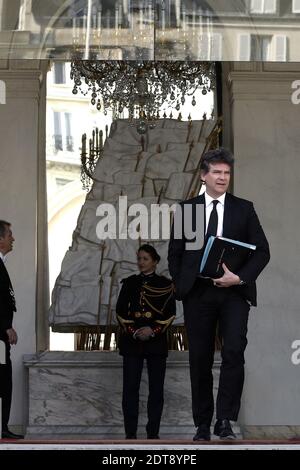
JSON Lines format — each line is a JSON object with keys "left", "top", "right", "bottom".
{"left": 183, "top": 283, "right": 250, "bottom": 426}
{"left": 0, "top": 339, "right": 12, "bottom": 431}
{"left": 122, "top": 355, "right": 167, "bottom": 437}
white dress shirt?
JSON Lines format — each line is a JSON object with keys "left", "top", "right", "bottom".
{"left": 204, "top": 192, "right": 226, "bottom": 237}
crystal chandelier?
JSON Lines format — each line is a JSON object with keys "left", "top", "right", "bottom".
{"left": 70, "top": 60, "right": 215, "bottom": 133}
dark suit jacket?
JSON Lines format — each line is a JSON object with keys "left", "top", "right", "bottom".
{"left": 168, "top": 193, "right": 270, "bottom": 306}
{"left": 0, "top": 258, "right": 16, "bottom": 341}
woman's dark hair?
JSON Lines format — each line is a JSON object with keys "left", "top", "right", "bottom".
{"left": 200, "top": 147, "right": 234, "bottom": 174}
{"left": 0, "top": 220, "right": 10, "bottom": 238}
{"left": 138, "top": 244, "right": 160, "bottom": 263}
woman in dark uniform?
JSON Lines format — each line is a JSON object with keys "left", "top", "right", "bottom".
{"left": 116, "top": 244, "right": 176, "bottom": 439}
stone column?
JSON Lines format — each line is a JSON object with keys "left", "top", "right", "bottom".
{"left": 0, "top": 0, "right": 20, "bottom": 30}
{"left": 0, "top": 59, "right": 48, "bottom": 431}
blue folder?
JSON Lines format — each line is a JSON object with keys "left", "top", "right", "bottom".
{"left": 200, "top": 236, "right": 256, "bottom": 278}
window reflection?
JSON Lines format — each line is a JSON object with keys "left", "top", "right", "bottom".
{"left": 0, "top": 1, "right": 299, "bottom": 61}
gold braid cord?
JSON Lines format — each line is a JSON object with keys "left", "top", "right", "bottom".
{"left": 116, "top": 314, "right": 135, "bottom": 332}
{"left": 155, "top": 315, "right": 176, "bottom": 333}
{"left": 140, "top": 284, "right": 175, "bottom": 315}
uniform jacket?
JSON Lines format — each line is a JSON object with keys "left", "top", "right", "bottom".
{"left": 116, "top": 273, "right": 176, "bottom": 356}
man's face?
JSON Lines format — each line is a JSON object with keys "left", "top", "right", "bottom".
{"left": 201, "top": 162, "right": 231, "bottom": 198}
{"left": 0, "top": 225, "right": 15, "bottom": 255}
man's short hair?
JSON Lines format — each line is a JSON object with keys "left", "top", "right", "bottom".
{"left": 0, "top": 220, "right": 11, "bottom": 238}
{"left": 200, "top": 148, "right": 234, "bottom": 174}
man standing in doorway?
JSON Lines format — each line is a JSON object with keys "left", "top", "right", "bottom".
{"left": 168, "top": 148, "right": 270, "bottom": 440}
{"left": 0, "top": 220, "right": 23, "bottom": 439}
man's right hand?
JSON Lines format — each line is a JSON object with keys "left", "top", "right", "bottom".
{"left": 6, "top": 328, "right": 18, "bottom": 345}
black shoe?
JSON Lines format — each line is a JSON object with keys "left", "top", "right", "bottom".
{"left": 1, "top": 429, "right": 24, "bottom": 439}
{"left": 125, "top": 434, "right": 137, "bottom": 439}
{"left": 214, "top": 419, "right": 236, "bottom": 440}
{"left": 147, "top": 435, "right": 160, "bottom": 439}
{"left": 193, "top": 424, "right": 211, "bottom": 441}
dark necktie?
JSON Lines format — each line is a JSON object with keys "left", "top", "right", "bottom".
{"left": 206, "top": 200, "right": 219, "bottom": 237}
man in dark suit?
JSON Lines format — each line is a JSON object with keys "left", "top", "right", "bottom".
{"left": 168, "top": 148, "right": 270, "bottom": 441}
{"left": 0, "top": 220, "right": 23, "bottom": 439}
